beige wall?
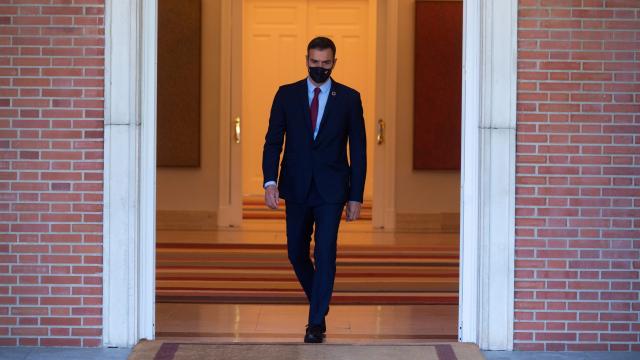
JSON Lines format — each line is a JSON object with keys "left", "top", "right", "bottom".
{"left": 156, "top": 0, "right": 221, "bottom": 213}
{"left": 395, "top": 0, "right": 460, "bottom": 215}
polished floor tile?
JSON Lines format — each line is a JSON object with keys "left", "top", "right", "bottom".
{"left": 155, "top": 303, "right": 458, "bottom": 343}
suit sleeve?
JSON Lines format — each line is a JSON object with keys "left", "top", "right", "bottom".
{"left": 348, "top": 92, "right": 367, "bottom": 203}
{"left": 262, "top": 87, "right": 286, "bottom": 186}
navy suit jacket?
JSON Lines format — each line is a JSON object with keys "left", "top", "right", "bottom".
{"left": 262, "top": 78, "right": 367, "bottom": 204}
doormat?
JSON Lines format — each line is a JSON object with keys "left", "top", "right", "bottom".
{"left": 128, "top": 340, "right": 485, "bottom": 360}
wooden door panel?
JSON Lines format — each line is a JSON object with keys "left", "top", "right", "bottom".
{"left": 308, "top": 0, "right": 373, "bottom": 198}
{"left": 157, "top": 0, "right": 201, "bottom": 167}
{"left": 243, "top": 0, "right": 307, "bottom": 195}
{"left": 242, "top": 0, "right": 373, "bottom": 198}
{"left": 413, "top": 1, "right": 463, "bottom": 170}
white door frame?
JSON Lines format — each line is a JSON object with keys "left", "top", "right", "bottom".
{"left": 458, "top": 0, "right": 518, "bottom": 350}
{"left": 373, "top": 0, "right": 397, "bottom": 229}
{"left": 216, "top": 0, "right": 242, "bottom": 227}
{"left": 102, "top": 0, "right": 517, "bottom": 350}
{"left": 103, "top": 0, "right": 157, "bottom": 346}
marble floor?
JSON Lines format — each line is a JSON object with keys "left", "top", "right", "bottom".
{"left": 155, "top": 303, "right": 459, "bottom": 343}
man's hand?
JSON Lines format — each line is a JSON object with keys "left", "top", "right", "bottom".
{"left": 264, "top": 184, "right": 279, "bottom": 209}
{"left": 345, "top": 201, "right": 362, "bottom": 222}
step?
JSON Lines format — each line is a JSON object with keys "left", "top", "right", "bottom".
{"left": 156, "top": 289, "right": 458, "bottom": 305}
{"left": 155, "top": 242, "right": 460, "bottom": 305}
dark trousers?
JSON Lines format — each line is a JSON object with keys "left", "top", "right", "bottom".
{"left": 285, "top": 180, "right": 344, "bottom": 326}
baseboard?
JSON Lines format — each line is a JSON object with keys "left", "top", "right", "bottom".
{"left": 156, "top": 210, "right": 217, "bottom": 230}
{"left": 395, "top": 212, "right": 460, "bottom": 233}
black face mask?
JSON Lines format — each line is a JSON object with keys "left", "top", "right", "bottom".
{"left": 308, "top": 66, "right": 332, "bottom": 84}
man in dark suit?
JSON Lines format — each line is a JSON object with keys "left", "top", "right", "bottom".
{"left": 262, "top": 37, "right": 367, "bottom": 343}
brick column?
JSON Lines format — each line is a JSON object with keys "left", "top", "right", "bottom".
{"left": 0, "top": 1, "right": 105, "bottom": 347}
{"left": 515, "top": 0, "right": 639, "bottom": 351}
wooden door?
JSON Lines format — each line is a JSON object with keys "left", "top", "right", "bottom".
{"left": 307, "top": 0, "right": 373, "bottom": 199}
{"left": 242, "top": 0, "right": 308, "bottom": 196}
{"left": 242, "top": 0, "right": 374, "bottom": 199}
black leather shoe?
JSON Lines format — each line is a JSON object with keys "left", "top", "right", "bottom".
{"left": 304, "top": 324, "right": 324, "bottom": 343}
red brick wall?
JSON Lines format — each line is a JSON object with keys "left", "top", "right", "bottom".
{"left": 0, "top": 1, "right": 105, "bottom": 347}
{"left": 1, "top": 0, "right": 639, "bottom": 351}
{"left": 516, "top": 0, "right": 639, "bottom": 351}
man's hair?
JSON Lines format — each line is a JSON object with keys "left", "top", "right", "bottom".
{"left": 307, "top": 36, "right": 336, "bottom": 58}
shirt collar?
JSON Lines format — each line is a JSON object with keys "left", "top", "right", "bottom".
{"left": 307, "top": 76, "right": 332, "bottom": 95}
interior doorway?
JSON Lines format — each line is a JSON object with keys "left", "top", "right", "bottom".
{"left": 241, "top": 0, "right": 376, "bottom": 201}
{"left": 104, "top": 0, "right": 518, "bottom": 349}
{"left": 153, "top": 0, "right": 462, "bottom": 342}
{"left": 219, "top": 0, "right": 382, "bottom": 227}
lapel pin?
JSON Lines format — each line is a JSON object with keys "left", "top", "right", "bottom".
{"left": 331, "top": 91, "right": 336, "bottom": 96}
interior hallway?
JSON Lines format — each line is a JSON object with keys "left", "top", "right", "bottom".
{"left": 155, "top": 219, "right": 460, "bottom": 341}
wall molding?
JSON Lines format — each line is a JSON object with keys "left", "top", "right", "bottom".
{"left": 156, "top": 210, "right": 217, "bottom": 230}
{"left": 396, "top": 212, "right": 460, "bottom": 233}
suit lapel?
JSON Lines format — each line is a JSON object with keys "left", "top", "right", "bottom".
{"left": 315, "top": 80, "right": 337, "bottom": 141}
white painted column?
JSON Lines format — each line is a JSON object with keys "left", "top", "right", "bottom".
{"left": 459, "top": 0, "right": 518, "bottom": 350}
{"left": 103, "top": 0, "right": 157, "bottom": 347}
